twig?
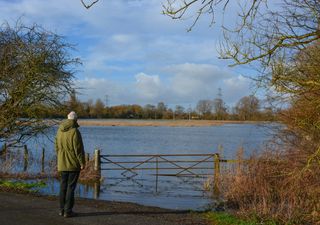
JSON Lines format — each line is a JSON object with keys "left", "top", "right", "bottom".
{"left": 81, "top": 0, "right": 99, "bottom": 9}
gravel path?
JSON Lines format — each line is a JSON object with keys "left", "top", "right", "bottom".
{"left": 0, "top": 192, "right": 208, "bottom": 225}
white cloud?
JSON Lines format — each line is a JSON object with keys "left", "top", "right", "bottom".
{"left": 0, "top": 0, "right": 257, "bottom": 107}
{"left": 0, "top": 0, "right": 86, "bottom": 34}
{"left": 82, "top": 34, "right": 219, "bottom": 76}
{"left": 76, "top": 77, "right": 134, "bottom": 105}
{"left": 223, "top": 75, "right": 252, "bottom": 104}
{"left": 134, "top": 73, "right": 163, "bottom": 101}
{"left": 111, "top": 34, "right": 135, "bottom": 44}
{"left": 76, "top": 74, "right": 164, "bottom": 105}
{"left": 76, "top": 64, "right": 253, "bottom": 107}
{"left": 83, "top": 34, "right": 144, "bottom": 73}
{"left": 144, "top": 36, "right": 218, "bottom": 64}
{"left": 166, "top": 63, "right": 233, "bottom": 100}
{"left": 0, "top": 0, "right": 222, "bottom": 74}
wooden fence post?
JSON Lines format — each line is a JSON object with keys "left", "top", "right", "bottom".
{"left": 94, "top": 149, "right": 101, "bottom": 180}
{"left": 3, "top": 143, "right": 7, "bottom": 157}
{"left": 213, "top": 153, "right": 220, "bottom": 196}
{"left": 23, "top": 145, "right": 29, "bottom": 172}
{"left": 94, "top": 181, "right": 101, "bottom": 199}
{"left": 94, "top": 149, "right": 100, "bottom": 171}
{"left": 155, "top": 156, "right": 159, "bottom": 193}
{"left": 85, "top": 153, "right": 90, "bottom": 163}
{"left": 41, "top": 148, "right": 45, "bottom": 173}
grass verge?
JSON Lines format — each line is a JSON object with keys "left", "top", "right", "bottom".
{"left": 205, "top": 212, "right": 277, "bottom": 225}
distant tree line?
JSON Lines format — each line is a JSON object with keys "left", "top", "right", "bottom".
{"left": 43, "top": 90, "right": 278, "bottom": 121}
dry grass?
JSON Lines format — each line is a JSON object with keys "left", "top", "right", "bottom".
{"left": 79, "top": 159, "right": 101, "bottom": 183}
{"left": 218, "top": 147, "right": 320, "bottom": 225}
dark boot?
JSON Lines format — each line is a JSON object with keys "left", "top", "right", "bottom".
{"left": 59, "top": 209, "right": 64, "bottom": 216}
{"left": 64, "top": 211, "right": 77, "bottom": 218}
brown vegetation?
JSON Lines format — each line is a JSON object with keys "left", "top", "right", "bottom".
{"left": 217, "top": 43, "right": 320, "bottom": 225}
{"left": 221, "top": 148, "right": 320, "bottom": 225}
{"left": 79, "top": 159, "right": 101, "bottom": 183}
{"left": 77, "top": 119, "right": 262, "bottom": 127}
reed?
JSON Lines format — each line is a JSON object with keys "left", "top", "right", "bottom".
{"left": 217, "top": 147, "right": 320, "bottom": 225}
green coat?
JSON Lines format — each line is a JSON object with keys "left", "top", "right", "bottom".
{"left": 55, "top": 119, "right": 85, "bottom": 172}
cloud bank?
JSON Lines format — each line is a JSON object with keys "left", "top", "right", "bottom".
{"left": 0, "top": 0, "right": 256, "bottom": 107}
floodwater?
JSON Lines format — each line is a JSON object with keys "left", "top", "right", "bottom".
{"left": 4, "top": 122, "right": 277, "bottom": 210}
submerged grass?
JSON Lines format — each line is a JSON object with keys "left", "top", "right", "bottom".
{"left": 0, "top": 180, "right": 46, "bottom": 193}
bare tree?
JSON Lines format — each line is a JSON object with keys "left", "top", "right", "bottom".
{"left": 0, "top": 22, "right": 80, "bottom": 146}
{"left": 94, "top": 98, "right": 105, "bottom": 118}
{"left": 157, "top": 102, "right": 167, "bottom": 119}
{"left": 196, "top": 99, "right": 213, "bottom": 118}
{"left": 163, "top": 0, "right": 320, "bottom": 69}
{"left": 175, "top": 105, "right": 185, "bottom": 119}
{"left": 235, "top": 95, "right": 260, "bottom": 120}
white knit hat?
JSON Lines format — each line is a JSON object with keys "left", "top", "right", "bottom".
{"left": 67, "top": 111, "right": 77, "bottom": 120}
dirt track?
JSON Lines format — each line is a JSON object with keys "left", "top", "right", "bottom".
{"left": 0, "top": 192, "right": 208, "bottom": 225}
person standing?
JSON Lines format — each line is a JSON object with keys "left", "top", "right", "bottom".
{"left": 55, "top": 111, "right": 85, "bottom": 218}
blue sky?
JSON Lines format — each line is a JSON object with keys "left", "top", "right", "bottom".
{"left": 0, "top": 0, "right": 259, "bottom": 107}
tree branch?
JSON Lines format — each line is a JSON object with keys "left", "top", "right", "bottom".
{"left": 80, "top": 0, "right": 99, "bottom": 9}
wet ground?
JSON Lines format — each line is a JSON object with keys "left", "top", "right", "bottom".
{"left": 0, "top": 192, "right": 208, "bottom": 225}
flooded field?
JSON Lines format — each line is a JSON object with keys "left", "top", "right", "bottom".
{"left": 1, "top": 122, "right": 277, "bottom": 210}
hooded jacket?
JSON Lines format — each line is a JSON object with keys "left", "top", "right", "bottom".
{"left": 55, "top": 119, "right": 85, "bottom": 171}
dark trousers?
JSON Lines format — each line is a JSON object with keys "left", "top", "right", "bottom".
{"left": 59, "top": 171, "right": 80, "bottom": 213}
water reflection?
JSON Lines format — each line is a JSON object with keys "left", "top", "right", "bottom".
{"left": 36, "top": 171, "right": 214, "bottom": 210}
